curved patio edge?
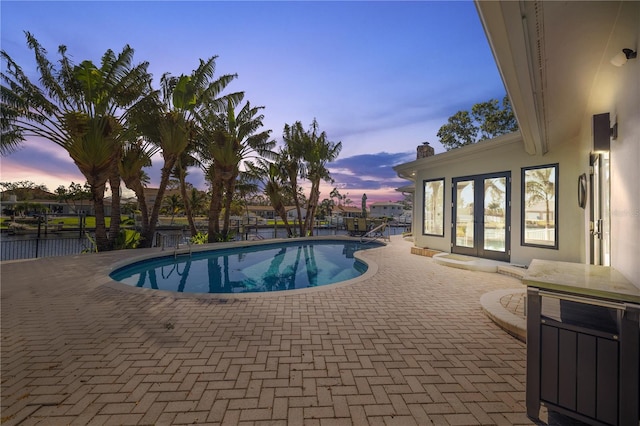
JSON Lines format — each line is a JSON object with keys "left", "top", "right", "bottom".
{"left": 480, "top": 288, "right": 527, "bottom": 342}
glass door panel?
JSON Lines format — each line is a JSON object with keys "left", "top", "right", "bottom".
{"left": 483, "top": 177, "right": 506, "bottom": 252}
{"left": 452, "top": 172, "right": 510, "bottom": 262}
{"left": 455, "top": 180, "right": 474, "bottom": 248}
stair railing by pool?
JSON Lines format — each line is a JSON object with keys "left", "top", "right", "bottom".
{"left": 360, "top": 221, "right": 390, "bottom": 244}
{"left": 173, "top": 230, "right": 192, "bottom": 259}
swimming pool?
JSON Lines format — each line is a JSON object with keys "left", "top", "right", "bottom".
{"left": 109, "top": 239, "right": 383, "bottom": 294}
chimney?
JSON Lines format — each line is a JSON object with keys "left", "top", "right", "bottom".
{"left": 417, "top": 142, "right": 434, "bottom": 159}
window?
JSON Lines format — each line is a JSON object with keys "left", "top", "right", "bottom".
{"left": 522, "top": 164, "right": 558, "bottom": 248}
{"left": 423, "top": 178, "right": 444, "bottom": 236}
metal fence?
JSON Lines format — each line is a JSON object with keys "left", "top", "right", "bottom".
{"left": 1, "top": 234, "right": 93, "bottom": 261}
{"left": 1, "top": 224, "right": 412, "bottom": 262}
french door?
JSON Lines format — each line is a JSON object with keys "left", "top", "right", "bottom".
{"left": 452, "top": 172, "right": 511, "bottom": 262}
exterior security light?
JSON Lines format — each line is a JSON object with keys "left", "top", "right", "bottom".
{"left": 610, "top": 48, "right": 637, "bottom": 67}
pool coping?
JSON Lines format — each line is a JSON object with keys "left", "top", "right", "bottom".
{"left": 96, "top": 236, "right": 385, "bottom": 299}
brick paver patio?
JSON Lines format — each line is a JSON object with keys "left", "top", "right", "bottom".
{"left": 2, "top": 236, "right": 558, "bottom": 425}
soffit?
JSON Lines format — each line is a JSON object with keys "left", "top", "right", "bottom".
{"left": 476, "top": 1, "right": 634, "bottom": 156}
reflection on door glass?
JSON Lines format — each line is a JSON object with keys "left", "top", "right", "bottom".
{"left": 456, "top": 180, "right": 474, "bottom": 248}
{"left": 523, "top": 165, "right": 557, "bottom": 247}
{"left": 484, "top": 177, "right": 506, "bottom": 252}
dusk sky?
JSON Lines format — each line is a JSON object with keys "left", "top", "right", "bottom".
{"left": 0, "top": 1, "right": 507, "bottom": 205}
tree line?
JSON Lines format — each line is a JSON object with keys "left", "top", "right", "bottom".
{"left": 437, "top": 95, "right": 518, "bottom": 150}
{"left": 1, "top": 33, "right": 341, "bottom": 250}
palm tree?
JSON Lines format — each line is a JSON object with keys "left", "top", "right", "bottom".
{"left": 246, "top": 158, "right": 294, "bottom": 237}
{"left": 135, "top": 57, "right": 241, "bottom": 247}
{"left": 280, "top": 124, "right": 306, "bottom": 236}
{"left": 199, "top": 98, "right": 275, "bottom": 242}
{"left": 188, "top": 187, "right": 208, "bottom": 218}
{"left": 235, "top": 171, "right": 260, "bottom": 224}
{"left": 172, "top": 150, "right": 200, "bottom": 236}
{"left": 119, "top": 138, "right": 157, "bottom": 237}
{"left": 1, "top": 33, "right": 153, "bottom": 251}
{"left": 300, "top": 120, "right": 341, "bottom": 235}
{"left": 281, "top": 119, "right": 341, "bottom": 236}
{"left": 162, "top": 193, "right": 183, "bottom": 225}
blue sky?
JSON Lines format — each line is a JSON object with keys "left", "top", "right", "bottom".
{"left": 0, "top": 1, "right": 506, "bottom": 204}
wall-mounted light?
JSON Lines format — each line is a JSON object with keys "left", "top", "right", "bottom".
{"left": 610, "top": 48, "right": 637, "bottom": 67}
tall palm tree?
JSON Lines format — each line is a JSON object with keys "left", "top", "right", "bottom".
{"left": 135, "top": 57, "right": 241, "bottom": 247}
{"left": 246, "top": 158, "right": 294, "bottom": 237}
{"left": 1, "top": 33, "right": 153, "bottom": 251}
{"left": 281, "top": 119, "right": 341, "bottom": 236}
{"left": 188, "top": 187, "right": 208, "bottom": 218}
{"left": 300, "top": 120, "right": 341, "bottom": 235}
{"left": 119, "top": 138, "right": 157, "bottom": 236}
{"left": 280, "top": 123, "right": 306, "bottom": 236}
{"left": 162, "top": 193, "right": 183, "bottom": 225}
{"left": 199, "top": 98, "right": 275, "bottom": 242}
{"left": 172, "top": 150, "right": 200, "bottom": 236}
{"left": 234, "top": 171, "right": 259, "bottom": 223}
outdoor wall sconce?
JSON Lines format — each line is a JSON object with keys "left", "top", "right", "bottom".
{"left": 593, "top": 113, "right": 612, "bottom": 151}
{"left": 610, "top": 48, "right": 637, "bottom": 67}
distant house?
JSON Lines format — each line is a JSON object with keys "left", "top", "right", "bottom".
{"left": 142, "top": 188, "right": 182, "bottom": 213}
{"left": 245, "top": 205, "right": 307, "bottom": 221}
{"left": 394, "top": 1, "right": 639, "bottom": 285}
{"left": 0, "top": 189, "right": 97, "bottom": 216}
{"left": 332, "top": 205, "right": 364, "bottom": 219}
{"left": 369, "top": 202, "right": 404, "bottom": 218}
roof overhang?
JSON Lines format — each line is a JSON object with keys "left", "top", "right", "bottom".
{"left": 393, "top": 131, "right": 522, "bottom": 180}
{"left": 475, "top": 1, "right": 636, "bottom": 156}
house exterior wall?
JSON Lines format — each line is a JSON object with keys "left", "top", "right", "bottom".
{"left": 609, "top": 60, "right": 640, "bottom": 285}
{"left": 369, "top": 203, "right": 404, "bottom": 218}
{"left": 409, "top": 133, "right": 586, "bottom": 267}
{"left": 581, "top": 5, "right": 639, "bottom": 285}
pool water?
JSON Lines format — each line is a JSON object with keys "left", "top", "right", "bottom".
{"left": 110, "top": 240, "right": 382, "bottom": 294}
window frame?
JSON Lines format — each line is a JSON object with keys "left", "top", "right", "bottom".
{"left": 521, "top": 164, "right": 559, "bottom": 249}
{"left": 422, "top": 177, "right": 445, "bottom": 237}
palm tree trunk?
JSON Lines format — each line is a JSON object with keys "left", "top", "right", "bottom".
{"left": 304, "top": 180, "right": 321, "bottom": 236}
{"left": 90, "top": 183, "right": 110, "bottom": 252}
{"left": 207, "top": 172, "right": 224, "bottom": 242}
{"left": 143, "top": 160, "right": 175, "bottom": 248}
{"left": 178, "top": 170, "right": 198, "bottom": 237}
{"left": 286, "top": 170, "right": 304, "bottom": 237}
{"left": 108, "top": 161, "right": 122, "bottom": 250}
{"left": 128, "top": 180, "right": 150, "bottom": 238}
{"left": 221, "top": 172, "right": 238, "bottom": 238}
{"left": 275, "top": 204, "right": 294, "bottom": 237}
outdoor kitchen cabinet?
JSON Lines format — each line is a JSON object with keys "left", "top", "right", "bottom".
{"left": 524, "top": 260, "right": 640, "bottom": 426}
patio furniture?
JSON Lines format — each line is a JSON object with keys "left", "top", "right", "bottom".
{"left": 356, "top": 218, "right": 368, "bottom": 235}
{"left": 345, "top": 218, "right": 357, "bottom": 236}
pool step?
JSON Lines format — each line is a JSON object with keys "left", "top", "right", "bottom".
{"left": 174, "top": 246, "right": 192, "bottom": 258}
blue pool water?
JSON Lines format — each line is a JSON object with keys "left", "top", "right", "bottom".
{"left": 110, "top": 240, "right": 382, "bottom": 294}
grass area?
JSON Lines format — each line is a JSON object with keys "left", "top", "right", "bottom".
{"left": 1, "top": 215, "right": 131, "bottom": 230}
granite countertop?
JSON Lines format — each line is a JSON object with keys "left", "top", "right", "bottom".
{"left": 523, "top": 259, "right": 640, "bottom": 304}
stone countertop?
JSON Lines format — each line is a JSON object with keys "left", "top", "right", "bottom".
{"left": 523, "top": 259, "right": 640, "bottom": 304}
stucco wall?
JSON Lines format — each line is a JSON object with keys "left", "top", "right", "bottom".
{"left": 569, "top": 1, "right": 640, "bottom": 286}
{"left": 411, "top": 134, "right": 586, "bottom": 267}
{"left": 606, "top": 4, "right": 640, "bottom": 285}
